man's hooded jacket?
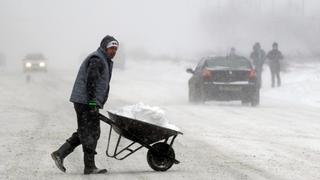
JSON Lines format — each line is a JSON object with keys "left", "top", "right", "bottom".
{"left": 70, "top": 35, "right": 118, "bottom": 108}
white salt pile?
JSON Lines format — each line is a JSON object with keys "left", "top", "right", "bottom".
{"left": 110, "top": 102, "right": 180, "bottom": 132}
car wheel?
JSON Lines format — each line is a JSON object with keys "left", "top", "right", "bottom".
{"left": 198, "top": 85, "right": 206, "bottom": 103}
{"left": 241, "top": 92, "right": 250, "bottom": 105}
{"left": 241, "top": 99, "right": 249, "bottom": 105}
{"left": 189, "top": 85, "right": 205, "bottom": 103}
{"left": 251, "top": 89, "right": 260, "bottom": 107}
{"left": 188, "top": 86, "right": 197, "bottom": 103}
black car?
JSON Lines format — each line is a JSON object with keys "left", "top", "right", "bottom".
{"left": 186, "top": 56, "right": 259, "bottom": 106}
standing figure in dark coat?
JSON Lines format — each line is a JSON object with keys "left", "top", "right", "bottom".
{"left": 250, "top": 42, "right": 266, "bottom": 88}
{"left": 266, "top": 42, "right": 283, "bottom": 88}
{"left": 51, "top": 35, "right": 119, "bottom": 174}
{"left": 227, "top": 47, "right": 241, "bottom": 60}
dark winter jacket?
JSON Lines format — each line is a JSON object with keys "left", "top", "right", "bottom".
{"left": 250, "top": 49, "right": 266, "bottom": 70}
{"left": 70, "top": 47, "right": 114, "bottom": 109}
{"left": 266, "top": 49, "right": 283, "bottom": 64}
{"left": 266, "top": 49, "right": 283, "bottom": 72}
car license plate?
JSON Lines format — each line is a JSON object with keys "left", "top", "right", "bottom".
{"left": 219, "top": 86, "right": 241, "bottom": 91}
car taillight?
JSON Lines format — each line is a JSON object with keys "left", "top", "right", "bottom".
{"left": 202, "top": 68, "right": 213, "bottom": 80}
{"left": 249, "top": 69, "right": 256, "bottom": 80}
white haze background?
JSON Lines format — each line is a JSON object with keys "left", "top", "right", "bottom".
{"left": 1, "top": 1, "right": 320, "bottom": 180}
{"left": 0, "top": 0, "right": 320, "bottom": 69}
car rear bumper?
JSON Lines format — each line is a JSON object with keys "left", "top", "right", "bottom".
{"left": 202, "top": 82, "right": 256, "bottom": 101}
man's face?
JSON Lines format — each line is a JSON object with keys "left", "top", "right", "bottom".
{"left": 106, "top": 46, "right": 118, "bottom": 59}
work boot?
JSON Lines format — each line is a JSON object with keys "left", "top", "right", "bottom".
{"left": 83, "top": 153, "right": 107, "bottom": 175}
{"left": 51, "top": 142, "right": 74, "bottom": 173}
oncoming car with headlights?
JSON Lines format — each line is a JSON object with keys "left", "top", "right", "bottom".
{"left": 23, "top": 53, "right": 47, "bottom": 72}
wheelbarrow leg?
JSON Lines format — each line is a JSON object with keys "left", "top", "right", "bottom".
{"left": 106, "top": 126, "right": 113, "bottom": 158}
{"left": 169, "top": 135, "right": 177, "bottom": 147}
{"left": 105, "top": 125, "right": 143, "bottom": 160}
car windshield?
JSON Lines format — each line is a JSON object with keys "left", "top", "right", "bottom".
{"left": 25, "top": 54, "right": 45, "bottom": 60}
{"left": 205, "top": 57, "right": 251, "bottom": 69}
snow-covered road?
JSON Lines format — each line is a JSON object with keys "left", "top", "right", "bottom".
{"left": 1, "top": 59, "right": 320, "bottom": 180}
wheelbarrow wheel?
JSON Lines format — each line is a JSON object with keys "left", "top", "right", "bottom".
{"left": 147, "top": 142, "right": 175, "bottom": 171}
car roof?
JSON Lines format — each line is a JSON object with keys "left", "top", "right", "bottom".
{"left": 24, "top": 53, "right": 46, "bottom": 60}
{"left": 205, "top": 56, "right": 249, "bottom": 61}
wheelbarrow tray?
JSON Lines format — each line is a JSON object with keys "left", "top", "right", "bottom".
{"left": 101, "top": 111, "right": 181, "bottom": 145}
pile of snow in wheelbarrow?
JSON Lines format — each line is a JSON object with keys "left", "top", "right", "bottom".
{"left": 111, "top": 102, "right": 180, "bottom": 132}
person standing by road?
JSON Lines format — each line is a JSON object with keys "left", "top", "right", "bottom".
{"left": 227, "top": 47, "right": 240, "bottom": 60}
{"left": 51, "top": 35, "right": 119, "bottom": 174}
{"left": 250, "top": 42, "right": 266, "bottom": 88}
{"left": 266, "top": 42, "right": 283, "bottom": 88}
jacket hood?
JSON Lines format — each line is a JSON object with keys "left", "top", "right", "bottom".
{"left": 100, "top": 35, "right": 118, "bottom": 50}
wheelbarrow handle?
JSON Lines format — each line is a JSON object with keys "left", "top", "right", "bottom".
{"left": 99, "top": 113, "right": 115, "bottom": 125}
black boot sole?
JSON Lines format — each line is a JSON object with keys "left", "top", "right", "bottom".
{"left": 84, "top": 168, "right": 107, "bottom": 175}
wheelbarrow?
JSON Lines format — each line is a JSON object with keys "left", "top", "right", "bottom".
{"left": 99, "top": 111, "right": 183, "bottom": 171}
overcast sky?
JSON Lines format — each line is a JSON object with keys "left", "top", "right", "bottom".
{"left": 0, "top": 0, "right": 320, "bottom": 67}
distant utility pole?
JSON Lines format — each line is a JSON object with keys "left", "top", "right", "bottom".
{"left": 217, "top": 0, "right": 221, "bottom": 11}
{"left": 271, "top": 0, "right": 275, "bottom": 15}
{"left": 258, "top": 0, "right": 262, "bottom": 14}
{"left": 302, "top": 0, "right": 305, "bottom": 17}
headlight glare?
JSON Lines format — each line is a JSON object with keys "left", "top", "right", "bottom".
{"left": 39, "top": 62, "right": 46, "bottom": 67}
{"left": 26, "top": 62, "right": 32, "bottom": 68}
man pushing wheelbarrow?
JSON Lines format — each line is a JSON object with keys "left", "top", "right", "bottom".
{"left": 51, "top": 35, "right": 118, "bottom": 174}
{"left": 51, "top": 35, "right": 182, "bottom": 175}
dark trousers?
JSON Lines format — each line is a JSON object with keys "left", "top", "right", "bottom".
{"left": 270, "top": 68, "right": 281, "bottom": 87}
{"left": 66, "top": 103, "right": 100, "bottom": 155}
{"left": 269, "top": 63, "right": 281, "bottom": 87}
{"left": 255, "top": 66, "right": 263, "bottom": 89}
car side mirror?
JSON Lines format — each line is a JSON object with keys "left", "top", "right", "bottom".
{"left": 186, "top": 68, "right": 194, "bottom": 74}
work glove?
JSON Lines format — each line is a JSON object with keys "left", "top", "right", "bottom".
{"left": 88, "top": 100, "right": 99, "bottom": 118}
